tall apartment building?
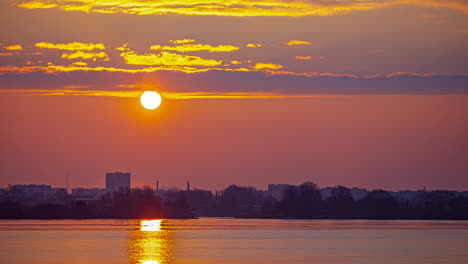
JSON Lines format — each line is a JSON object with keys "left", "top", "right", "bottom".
{"left": 105, "top": 172, "right": 131, "bottom": 192}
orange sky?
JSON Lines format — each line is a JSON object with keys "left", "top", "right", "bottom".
{"left": 0, "top": 1, "right": 468, "bottom": 190}
{"left": 1, "top": 94, "right": 467, "bottom": 190}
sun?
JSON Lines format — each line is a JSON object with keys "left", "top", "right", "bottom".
{"left": 140, "top": 91, "right": 162, "bottom": 110}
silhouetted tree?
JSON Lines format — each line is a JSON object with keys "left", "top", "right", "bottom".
{"left": 358, "top": 190, "right": 399, "bottom": 219}
{"left": 164, "top": 191, "right": 193, "bottom": 218}
{"left": 279, "top": 182, "right": 322, "bottom": 218}
{"left": 450, "top": 196, "right": 468, "bottom": 219}
{"left": 30, "top": 204, "right": 68, "bottom": 219}
{"left": 425, "top": 191, "right": 455, "bottom": 219}
{"left": 217, "top": 185, "right": 262, "bottom": 216}
{"left": 0, "top": 202, "right": 22, "bottom": 218}
{"left": 327, "top": 186, "right": 355, "bottom": 218}
{"left": 2, "top": 183, "right": 468, "bottom": 220}
{"left": 297, "top": 182, "right": 322, "bottom": 218}
{"left": 279, "top": 186, "right": 300, "bottom": 217}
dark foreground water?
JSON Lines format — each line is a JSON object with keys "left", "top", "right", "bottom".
{"left": 1, "top": 218, "right": 468, "bottom": 264}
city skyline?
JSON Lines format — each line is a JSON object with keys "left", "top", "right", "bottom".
{"left": 3, "top": 176, "right": 468, "bottom": 220}
{"left": 1, "top": 173, "right": 460, "bottom": 193}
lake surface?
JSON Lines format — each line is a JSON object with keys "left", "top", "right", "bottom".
{"left": 1, "top": 218, "right": 468, "bottom": 264}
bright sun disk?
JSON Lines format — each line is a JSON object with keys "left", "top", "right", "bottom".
{"left": 140, "top": 91, "right": 162, "bottom": 110}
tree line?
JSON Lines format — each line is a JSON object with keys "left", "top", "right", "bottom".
{"left": 239, "top": 182, "right": 468, "bottom": 219}
{"left": 0, "top": 187, "right": 193, "bottom": 219}
{"left": 1, "top": 182, "right": 468, "bottom": 219}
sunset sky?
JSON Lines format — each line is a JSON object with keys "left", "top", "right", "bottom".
{"left": 1, "top": 0, "right": 467, "bottom": 191}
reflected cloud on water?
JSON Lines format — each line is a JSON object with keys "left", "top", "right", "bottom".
{"left": 129, "top": 219, "right": 174, "bottom": 264}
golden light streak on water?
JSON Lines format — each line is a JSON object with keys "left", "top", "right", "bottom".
{"left": 129, "top": 220, "right": 174, "bottom": 264}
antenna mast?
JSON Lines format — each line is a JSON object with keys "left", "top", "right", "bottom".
{"left": 66, "top": 173, "right": 69, "bottom": 194}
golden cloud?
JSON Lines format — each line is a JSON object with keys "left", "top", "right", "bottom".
{"left": 150, "top": 44, "right": 239, "bottom": 53}
{"left": 262, "top": 70, "right": 439, "bottom": 78}
{"left": 61, "top": 51, "right": 110, "bottom": 61}
{"left": 253, "top": 63, "right": 283, "bottom": 70}
{"left": 286, "top": 40, "right": 312, "bottom": 46}
{"left": 19, "top": 0, "right": 468, "bottom": 17}
{"left": 296, "top": 56, "right": 312, "bottom": 60}
{"left": 246, "top": 44, "right": 262, "bottom": 48}
{"left": 63, "top": 85, "right": 91, "bottom": 89}
{"left": 0, "top": 52, "right": 14, "bottom": 56}
{"left": 12, "top": 0, "right": 468, "bottom": 17}
{"left": 162, "top": 92, "right": 331, "bottom": 99}
{"left": 121, "top": 50, "right": 222, "bottom": 67}
{"left": 35, "top": 42, "right": 106, "bottom": 51}
{"left": 11, "top": 0, "right": 395, "bottom": 17}
{"left": 0, "top": 63, "right": 208, "bottom": 75}
{"left": 70, "top": 61, "right": 88, "bottom": 66}
{"left": 0, "top": 61, "right": 449, "bottom": 93}
{"left": 4, "top": 44, "right": 23, "bottom": 50}
{"left": 0, "top": 89, "right": 141, "bottom": 98}
{"left": 169, "top": 39, "right": 195, "bottom": 44}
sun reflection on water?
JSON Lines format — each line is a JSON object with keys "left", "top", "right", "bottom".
{"left": 142, "top": 261, "right": 160, "bottom": 264}
{"left": 129, "top": 219, "right": 174, "bottom": 264}
{"left": 141, "top": 220, "right": 161, "bottom": 232}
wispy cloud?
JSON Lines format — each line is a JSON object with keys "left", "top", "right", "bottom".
{"left": 4, "top": 44, "right": 23, "bottom": 50}
{"left": 0, "top": 89, "right": 141, "bottom": 98}
{"left": 2, "top": 60, "right": 457, "bottom": 80}
{"left": 150, "top": 43, "right": 239, "bottom": 53}
{"left": 246, "top": 44, "right": 262, "bottom": 48}
{"left": 121, "top": 51, "right": 222, "bottom": 67}
{"left": 7, "top": 0, "right": 402, "bottom": 17}
{"left": 61, "top": 51, "right": 110, "bottom": 61}
{"left": 286, "top": 40, "right": 311, "bottom": 46}
{"left": 0, "top": 89, "right": 340, "bottom": 99}
{"left": 253, "top": 63, "right": 283, "bottom": 70}
{"left": 169, "top": 39, "right": 195, "bottom": 44}
{"left": 231, "top": 60, "right": 251, "bottom": 65}
{"left": 18, "top": 0, "right": 468, "bottom": 17}
{"left": 63, "top": 85, "right": 91, "bottom": 89}
{"left": 70, "top": 61, "right": 88, "bottom": 66}
{"left": 35, "top": 42, "right": 105, "bottom": 51}
{"left": 1, "top": 71, "right": 467, "bottom": 99}
{"left": 161, "top": 92, "right": 339, "bottom": 99}
{"left": 296, "top": 56, "right": 312, "bottom": 60}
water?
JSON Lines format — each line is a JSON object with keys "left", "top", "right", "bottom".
{"left": 1, "top": 218, "right": 468, "bottom": 264}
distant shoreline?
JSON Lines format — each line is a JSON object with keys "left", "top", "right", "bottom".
{"left": 1, "top": 216, "right": 467, "bottom": 221}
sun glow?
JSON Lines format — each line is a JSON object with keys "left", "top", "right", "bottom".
{"left": 140, "top": 91, "right": 162, "bottom": 110}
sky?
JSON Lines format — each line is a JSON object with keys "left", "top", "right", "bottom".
{"left": 0, "top": 0, "right": 467, "bottom": 191}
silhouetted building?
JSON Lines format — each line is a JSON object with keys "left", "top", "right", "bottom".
{"left": 12, "top": 184, "right": 53, "bottom": 196}
{"left": 106, "top": 172, "right": 131, "bottom": 192}
{"left": 72, "top": 188, "right": 107, "bottom": 199}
